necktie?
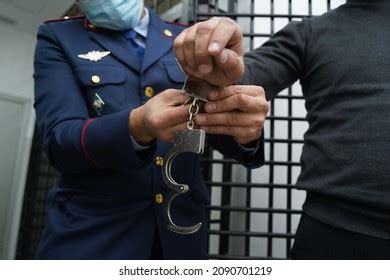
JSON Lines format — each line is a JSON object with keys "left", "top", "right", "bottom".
{"left": 123, "top": 29, "right": 145, "bottom": 58}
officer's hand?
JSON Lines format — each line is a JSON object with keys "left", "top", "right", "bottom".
{"left": 129, "top": 89, "right": 190, "bottom": 144}
{"left": 174, "top": 17, "right": 244, "bottom": 86}
{"left": 194, "top": 86, "right": 269, "bottom": 145}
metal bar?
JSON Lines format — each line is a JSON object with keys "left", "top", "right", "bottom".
{"left": 219, "top": 159, "right": 232, "bottom": 255}
{"left": 202, "top": 147, "right": 213, "bottom": 255}
{"left": 228, "top": 0, "right": 235, "bottom": 13}
{"left": 201, "top": 159, "right": 301, "bottom": 166}
{"left": 208, "top": 230, "right": 295, "bottom": 238}
{"left": 273, "top": 95, "right": 304, "bottom": 100}
{"left": 266, "top": 116, "right": 306, "bottom": 121}
{"left": 267, "top": 0, "right": 276, "bottom": 258}
{"left": 286, "top": 0, "right": 296, "bottom": 258}
{"left": 208, "top": 254, "right": 282, "bottom": 260}
{"left": 265, "top": 139, "right": 304, "bottom": 144}
{"left": 196, "top": 13, "right": 311, "bottom": 18}
{"left": 207, "top": 205, "right": 302, "bottom": 214}
{"left": 249, "top": 0, "right": 255, "bottom": 51}
{"left": 204, "top": 182, "right": 295, "bottom": 189}
{"left": 245, "top": 167, "right": 252, "bottom": 256}
{"left": 245, "top": 0, "right": 256, "bottom": 258}
{"left": 192, "top": 0, "right": 198, "bottom": 23}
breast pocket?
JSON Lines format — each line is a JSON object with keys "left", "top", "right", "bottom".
{"left": 76, "top": 65, "right": 126, "bottom": 87}
{"left": 75, "top": 65, "right": 131, "bottom": 116}
{"left": 163, "top": 62, "right": 187, "bottom": 85}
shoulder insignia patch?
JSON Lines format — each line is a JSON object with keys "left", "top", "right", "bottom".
{"left": 44, "top": 16, "right": 85, "bottom": 24}
{"left": 165, "top": 21, "right": 191, "bottom": 28}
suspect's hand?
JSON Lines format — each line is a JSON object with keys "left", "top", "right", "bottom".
{"left": 174, "top": 17, "right": 244, "bottom": 86}
{"left": 194, "top": 86, "right": 269, "bottom": 145}
{"left": 129, "top": 89, "right": 190, "bottom": 144}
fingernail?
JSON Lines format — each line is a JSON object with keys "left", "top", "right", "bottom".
{"left": 220, "top": 49, "right": 228, "bottom": 64}
{"left": 209, "top": 42, "right": 220, "bottom": 53}
{"left": 199, "top": 64, "right": 212, "bottom": 74}
{"left": 205, "top": 103, "right": 216, "bottom": 112}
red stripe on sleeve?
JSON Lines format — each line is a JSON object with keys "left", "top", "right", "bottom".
{"left": 81, "top": 119, "right": 103, "bottom": 168}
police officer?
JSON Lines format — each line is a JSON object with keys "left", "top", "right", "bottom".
{"left": 33, "top": 0, "right": 268, "bottom": 259}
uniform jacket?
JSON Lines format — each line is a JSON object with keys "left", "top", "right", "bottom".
{"left": 33, "top": 9, "right": 264, "bottom": 260}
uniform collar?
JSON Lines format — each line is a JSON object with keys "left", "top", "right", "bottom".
{"left": 133, "top": 8, "right": 149, "bottom": 38}
{"left": 86, "top": 8, "right": 176, "bottom": 73}
{"left": 141, "top": 8, "right": 176, "bottom": 72}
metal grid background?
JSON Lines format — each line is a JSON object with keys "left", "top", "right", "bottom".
{"left": 16, "top": 128, "right": 60, "bottom": 259}
{"left": 16, "top": 0, "right": 344, "bottom": 259}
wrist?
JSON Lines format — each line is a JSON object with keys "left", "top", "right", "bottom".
{"left": 129, "top": 107, "right": 154, "bottom": 145}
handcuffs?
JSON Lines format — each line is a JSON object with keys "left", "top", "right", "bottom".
{"left": 162, "top": 76, "right": 218, "bottom": 234}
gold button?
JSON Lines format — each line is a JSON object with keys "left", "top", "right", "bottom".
{"left": 144, "top": 86, "right": 154, "bottom": 97}
{"left": 155, "top": 193, "right": 163, "bottom": 204}
{"left": 155, "top": 156, "right": 164, "bottom": 167}
{"left": 164, "top": 29, "right": 173, "bottom": 37}
{"left": 91, "top": 75, "right": 101, "bottom": 84}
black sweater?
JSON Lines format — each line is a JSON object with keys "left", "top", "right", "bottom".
{"left": 242, "top": 0, "right": 390, "bottom": 239}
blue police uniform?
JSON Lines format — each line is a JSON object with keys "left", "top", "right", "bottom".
{"left": 33, "top": 8, "right": 264, "bottom": 259}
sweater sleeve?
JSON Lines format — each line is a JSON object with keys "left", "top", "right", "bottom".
{"left": 240, "top": 19, "right": 309, "bottom": 100}
{"left": 208, "top": 132, "right": 265, "bottom": 169}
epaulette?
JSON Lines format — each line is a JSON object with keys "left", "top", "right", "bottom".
{"left": 163, "top": 22, "right": 192, "bottom": 39}
{"left": 44, "top": 15, "right": 85, "bottom": 24}
{"left": 165, "top": 21, "right": 191, "bottom": 28}
{"left": 83, "top": 18, "right": 105, "bottom": 32}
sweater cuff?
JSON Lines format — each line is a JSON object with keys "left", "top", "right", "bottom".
{"left": 235, "top": 131, "right": 265, "bottom": 168}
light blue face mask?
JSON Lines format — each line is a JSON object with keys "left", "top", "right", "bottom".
{"left": 78, "top": 0, "right": 143, "bottom": 31}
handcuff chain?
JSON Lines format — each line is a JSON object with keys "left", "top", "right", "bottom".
{"left": 187, "top": 98, "right": 200, "bottom": 130}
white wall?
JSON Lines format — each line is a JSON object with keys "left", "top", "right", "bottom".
{"left": 0, "top": 0, "right": 73, "bottom": 259}
{"left": 0, "top": 23, "right": 36, "bottom": 260}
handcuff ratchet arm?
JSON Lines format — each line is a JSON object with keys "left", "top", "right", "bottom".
{"left": 162, "top": 129, "right": 205, "bottom": 235}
